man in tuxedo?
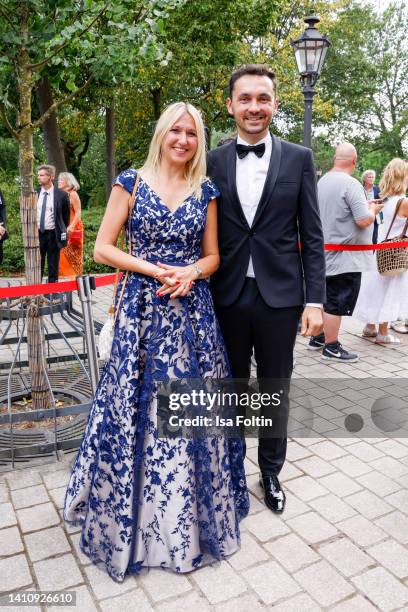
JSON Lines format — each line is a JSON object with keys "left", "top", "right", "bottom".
{"left": 36, "top": 164, "right": 70, "bottom": 283}
{"left": 207, "top": 64, "right": 325, "bottom": 513}
{"left": 0, "top": 188, "right": 8, "bottom": 264}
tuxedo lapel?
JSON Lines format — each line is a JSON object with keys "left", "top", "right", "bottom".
{"left": 252, "top": 133, "right": 281, "bottom": 228}
{"left": 226, "top": 139, "right": 250, "bottom": 230}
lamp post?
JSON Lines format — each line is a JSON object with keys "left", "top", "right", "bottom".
{"left": 291, "top": 16, "right": 330, "bottom": 149}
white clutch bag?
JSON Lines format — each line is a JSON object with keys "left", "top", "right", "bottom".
{"left": 98, "top": 314, "right": 115, "bottom": 361}
{"left": 97, "top": 173, "right": 140, "bottom": 361}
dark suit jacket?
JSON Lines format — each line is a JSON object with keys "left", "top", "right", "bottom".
{"left": 0, "top": 189, "right": 8, "bottom": 264}
{"left": 36, "top": 186, "right": 70, "bottom": 248}
{"left": 371, "top": 184, "right": 380, "bottom": 244}
{"left": 207, "top": 134, "right": 326, "bottom": 308}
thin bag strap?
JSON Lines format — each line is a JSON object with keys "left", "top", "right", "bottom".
{"left": 384, "top": 198, "right": 405, "bottom": 241}
{"left": 109, "top": 172, "right": 140, "bottom": 324}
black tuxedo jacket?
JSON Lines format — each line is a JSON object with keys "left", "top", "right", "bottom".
{"left": 36, "top": 186, "right": 70, "bottom": 248}
{"left": 207, "top": 134, "right": 326, "bottom": 308}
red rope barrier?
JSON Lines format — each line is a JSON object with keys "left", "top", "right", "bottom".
{"left": 0, "top": 241, "right": 407, "bottom": 300}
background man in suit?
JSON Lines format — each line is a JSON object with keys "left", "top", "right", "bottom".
{"left": 0, "top": 188, "right": 8, "bottom": 264}
{"left": 207, "top": 64, "right": 325, "bottom": 514}
{"left": 361, "top": 169, "right": 381, "bottom": 244}
{"left": 37, "top": 164, "right": 70, "bottom": 283}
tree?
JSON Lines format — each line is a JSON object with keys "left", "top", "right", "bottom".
{"left": 320, "top": 1, "right": 408, "bottom": 159}
{"left": 0, "top": 0, "right": 180, "bottom": 408}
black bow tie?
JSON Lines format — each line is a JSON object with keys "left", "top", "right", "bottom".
{"left": 236, "top": 142, "right": 266, "bottom": 159}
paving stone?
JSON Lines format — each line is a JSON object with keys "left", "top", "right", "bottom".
{"left": 344, "top": 489, "right": 393, "bottom": 519}
{"left": 0, "top": 501, "right": 17, "bottom": 528}
{"left": 308, "top": 494, "right": 356, "bottom": 523}
{"left": 244, "top": 458, "right": 258, "bottom": 476}
{"left": 352, "top": 566, "right": 408, "bottom": 611}
{"left": 375, "top": 510, "right": 408, "bottom": 544}
{"left": 278, "top": 491, "right": 310, "bottom": 520}
{"left": 370, "top": 456, "right": 408, "bottom": 480}
{"left": 264, "top": 532, "right": 319, "bottom": 572}
{"left": 17, "top": 502, "right": 60, "bottom": 533}
{"left": 308, "top": 440, "right": 347, "bottom": 460}
{"left": 385, "top": 488, "right": 408, "bottom": 511}
{"left": 356, "top": 470, "right": 401, "bottom": 497}
{"left": 286, "top": 441, "right": 313, "bottom": 461}
{"left": 42, "top": 468, "right": 70, "bottom": 489}
{"left": 156, "top": 591, "right": 210, "bottom": 612}
{"left": 0, "top": 554, "right": 32, "bottom": 591}
{"left": 317, "top": 472, "right": 362, "bottom": 497}
{"left": 284, "top": 475, "right": 328, "bottom": 501}
{"left": 286, "top": 511, "right": 338, "bottom": 544}
{"left": 214, "top": 594, "right": 265, "bottom": 612}
{"left": 99, "top": 588, "right": 152, "bottom": 611}
{"left": 331, "top": 454, "right": 373, "bottom": 477}
{"left": 192, "top": 561, "right": 247, "bottom": 604}
{"left": 24, "top": 525, "right": 71, "bottom": 562}
{"left": 337, "top": 515, "right": 387, "bottom": 547}
{"left": 294, "top": 560, "right": 355, "bottom": 607}
{"left": 318, "top": 537, "right": 373, "bottom": 577}
{"left": 244, "top": 509, "right": 290, "bottom": 542}
{"left": 242, "top": 560, "right": 301, "bottom": 605}
{"left": 0, "top": 483, "right": 8, "bottom": 503}
{"left": 59, "top": 509, "right": 81, "bottom": 533}
{"left": 374, "top": 439, "right": 408, "bottom": 458}
{"left": 346, "top": 442, "right": 385, "bottom": 462}
{"left": 247, "top": 492, "right": 265, "bottom": 515}
{"left": 279, "top": 461, "right": 303, "bottom": 481}
{"left": 294, "top": 456, "right": 336, "bottom": 478}
{"left": 368, "top": 539, "right": 408, "bottom": 578}
{"left": 0, "top": 525, "right": 24, "bottom": 556}
{"left": 48, "top": 486, "right": 67, "bottom": 509}
{"left": 11, "top": 484, "right": 49, "bottom": 509}
{"left": 330, "top": 595, "right": 378, "bottom": 611}
{"left": 33, "top": 553, "right": 83, "bottom": 591}
{"left": 227, "top": 533, "right": 268, "bottom": 570}
{"left": 45, "top": 585, "right": 98, "bottom": 612}
{"left": 269, "top": 592, "right": 322, "bottom": 611}
{"left": 83, "top": 564, "right": 137, "bottom": 599}
{"left": 5, "top": 470, "right": 42, "bottom": 491}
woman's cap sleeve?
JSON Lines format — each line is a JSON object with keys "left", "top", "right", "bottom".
{"left": 203, "top": 179, "right": 221, "bottom": 202}
{"left": 112, "top": 169, "right": 138, "bottom": 195}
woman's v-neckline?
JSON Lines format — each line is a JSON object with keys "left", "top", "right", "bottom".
{"left": 139, "top": 175, "right": 194, "bottom": 215}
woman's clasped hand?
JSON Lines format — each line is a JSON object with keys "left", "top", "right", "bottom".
{"left": 154, "top": 261, "right": 197, "bottom": 297}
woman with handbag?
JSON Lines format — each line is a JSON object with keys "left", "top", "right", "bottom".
{"left": 58, "top": 172, "right": 83, "bottom": 277}
{"left": 63, "top": 102, "right": 249, "bottom": 582}
{"left": 354, "top": 158, "right": 408, "bottom": 343}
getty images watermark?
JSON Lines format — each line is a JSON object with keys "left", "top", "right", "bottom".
{"left": 156, "top": 378, "right": 408, "bottom": 439}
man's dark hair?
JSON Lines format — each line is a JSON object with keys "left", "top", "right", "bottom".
{"left": 229, "top": 64, "right": 277, "bottom": 98}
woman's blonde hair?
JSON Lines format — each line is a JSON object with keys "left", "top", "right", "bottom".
{"left": 140, "top": 102, "right": 206, "bottom": 198}
{"left": 58, "top": 172, "right": 80, "bottom": 191}
{"left": 379, "top": 158, "right": 408, "bottom": 198}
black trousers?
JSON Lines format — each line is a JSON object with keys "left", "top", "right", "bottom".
{"left": 39, "top": 230, "right": 60, "bottom": 284}
{"left": 215, "top": 278, "right": 302, "bottom": 476}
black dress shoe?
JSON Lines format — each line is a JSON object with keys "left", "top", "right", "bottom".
{"left": 260, "top": 473, "right": 286, "bottom": 514}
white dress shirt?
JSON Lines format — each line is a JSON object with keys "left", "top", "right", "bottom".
{"left": 236, "top": 133, "right": 272, "bottom": 277}
{"left": 37, "top": 186, "right": 55, "bottom": 230}
{"left": 235, "top": 133, "right": 322, "bottom": 309}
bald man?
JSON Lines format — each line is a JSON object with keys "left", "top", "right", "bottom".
{"left": 308, "top": 143, "right": 383, "bottom": 362}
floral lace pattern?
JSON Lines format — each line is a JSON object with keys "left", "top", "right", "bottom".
{"left": 63, "top": 169, "right": 249, "bottom": 582}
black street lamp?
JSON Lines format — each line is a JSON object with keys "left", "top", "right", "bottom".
{"left": 291, "top": 16, "right": 330, "bottom": 149}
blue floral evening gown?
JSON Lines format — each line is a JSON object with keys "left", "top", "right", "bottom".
{"left": 63, "top": 170, "right": 249, "bottom": 582}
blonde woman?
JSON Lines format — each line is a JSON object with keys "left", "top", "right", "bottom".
{"left": 63, "top": 102, "right": 249, "bottom": 581}
{"left": 354, "top": 158, "right": 408, "bottom": 343}
{"left": 58, "top": 172, "right": 83, "bottom": 277}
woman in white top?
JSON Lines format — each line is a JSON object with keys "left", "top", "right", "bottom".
{"left": 354, "top": 158, "right": 408, "bottom": 344}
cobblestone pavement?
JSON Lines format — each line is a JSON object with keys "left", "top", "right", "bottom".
{"left": 1, "top": 278, "right": 408, "bottom": 611}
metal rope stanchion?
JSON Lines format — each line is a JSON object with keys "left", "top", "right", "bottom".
{"left": 76, "top": 275, "right": 99, "bottom": 395}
